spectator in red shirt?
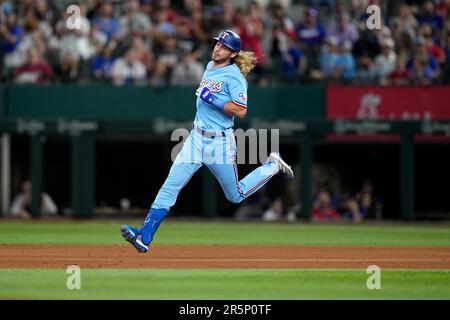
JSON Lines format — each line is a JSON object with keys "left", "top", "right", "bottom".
{"left": 237, "top": 1, "right": 265, "bottom": 66}
{"left": 418, "top": 23, "right": 446, "bottom": 64}
{"left": 311, "top": 189, "right": 340, "bottom": 221}
{"left": 425, "top": 35, "right": 446, "bottom": 64}
{"left": 437, "top": 0, "right": 450, "bottom": 18}
{"left": 13, "top": 47, "right": 53, "bottom": 84}
{"left": 388, "top": 55, "right": 410, "bottom": 86}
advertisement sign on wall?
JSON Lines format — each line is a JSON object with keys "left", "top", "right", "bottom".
{"left": 326, "top": 86, "right": 450, "bottom": 141}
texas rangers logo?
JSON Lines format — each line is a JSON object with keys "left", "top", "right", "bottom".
{"left": 238, "top": 92, "right": 247, "bottom": 102}
{"left": 221, "top": 32, "right": 230, "bottom": 39}
{"left": 196, "top": 79, "right": 224, "bottom": 96}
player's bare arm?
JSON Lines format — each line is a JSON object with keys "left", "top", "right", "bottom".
{"left": 224, "top": 101, "right": 247, "bottom": 119}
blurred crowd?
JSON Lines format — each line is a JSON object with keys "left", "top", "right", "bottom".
{"left": 1, "top": 0, "right": 450, "bottom": 86}
{"left": 234, "top": 179, "right": 382, "bottom": 223}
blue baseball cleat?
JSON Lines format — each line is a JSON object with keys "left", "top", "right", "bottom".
{"left": 120, "top": 224, "right": 149, "bottom": 253}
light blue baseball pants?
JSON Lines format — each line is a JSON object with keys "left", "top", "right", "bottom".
{"left": 151, "top": 127, "right": 279, "bottom": 211}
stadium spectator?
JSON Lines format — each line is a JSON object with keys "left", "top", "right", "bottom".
{"left": 152, "top": 1, "right": 177, "bottom": 53}
{"left": 296, "top": 7, "right": 325, "bottom": 76}
{"left": 151, "top": 35, "right": 179, "bottom": 86}
{"left": 339, "top": 195, "right": 362, "bottom": 223}
{"left": 416, "top": 0, "right": 443, "bottom": 32}
{"left": 55, "top": 4, "right": 92, "bottom": 80}
{"left": 409, "top": 54, "right": 435, "bottom": 85}
{"left": 372, "top": 12, "right": 393, "bottom": 46}
{"left": 335, "top": 40, "right": 356, "bottom": 83}
{"left": 445, "top": 32, "right": 450, "bottom": 60}
{"left": 182, "top": 0, "right": 201, "bottom": 16}
{"left": 55, "top": 51, "right": 79, "bottom": 83}
{"left": 374, "top": 37, "right": 397, "bottom": 84}
{"left": 175, "top": 16, "right": 203, "bottom": 62}
{"left": 207, "top": 0, "right": 236, "bottom": 45}
{"left": 311, "top": 36, "right": 338, "bottom": 81}
{"left": 355, "top": 180, "right": 382, "bottom": 220}
{"left": 3, "top": 7, "right": 46, "bottom": 73}
{"left": 234, "top": 1, "right": 265, "bottom": 83}
{"left": 170, "top": 47, "right": 204, "bottom": 85}
{"left": 270, "top": 2, "right": 296, "bottom": 40}
{"left": 340, "top": 180, "right": 382, "bottom": 221}
{"left": 319, "top": 37, "right": 355, "bottom": 83}
{"left": 1, "top": 0, "right": 450, "bottom": 85}
{"left": 280, "top": 36, "right": 306, "bottom": 83}
{"left": 311, "top": 188, "right": 340, "bottom": 222}
{"left": 442, "top": 31, "right": 450, "bottom": 83}
{"left": 87, "top": 23, "right": 108, "bottom": 56}
{"left": 352, "top": 25, "right": 381, "bottom": 60}
{"left": 407, "top": 36, "right": 440, "bottom": 85}
{"left": 296, "top": 7, "right": 326, "bottom": 49}
{"left": 395, "top": 30, "right": 414, "bottom": 64}
{"left": 1, "top": 10, "right": 22, "bottom": 72}
{"left": 265, "top": 3, "right": 296, "bottom": 77}
{"left": 9, "top": 180, "right": 58, "bottom": 219}
{"left": 91, "top": 1, "right": 120, "bottom": 42}
{"left": 111, "top": 48, "right": 146, "bottom": 86}
{"left": 261, "top": 198, "right": 284, "bottom": 222}
{"left": 418, "top": 24, "right": 446, "bottom": 65}
{"left": 91, "top": 43, "right": 117, "bottom": 81}
{"left": 154, "top": 0, "right": 179, "bottom": 24}
{"left": 326, "top": 12, "right": 358, "bottom": 47}
{"left": 34, "top": 0, "right": 53, "bottom": 24}
{"left": 131, "top": 35, "right": 154, "bottom": 78}
{"left": 390, "top": 3, "right": 418, "bottom": 40}
{"left": 388, "top": 55, "right": 410, "bottom": 85}
{"left": 170, "top": 21, "right": 204, "bottom": 85}
{"left": 437, "top": 0, "right": 450, "bottom": 18}
{"left": 29, "top": 0, "right": 55, "bottom": 53}
{"left": 117, "top": 0, "right": 153, "bottom": 49}
{"left": 355, "top": 53, "right": 377, "bottom": 84}
{"left": 13, "top": 47, "right": 53, "bottom": 84}
{"left": 140, "top": 0, "right": 154, "bottom": 17}
{"left": 86, "top": 0, "right": 104, "bottom": 21}
{"left": 219, "top": 0, "right": 236, "bottom": 30}
{"left": 186, "top": 0, "right": 208, "bottom": 44}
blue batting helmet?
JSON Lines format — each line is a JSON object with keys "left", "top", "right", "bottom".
{"left": 213, "top": 30, "right": 242, "bottom": 52}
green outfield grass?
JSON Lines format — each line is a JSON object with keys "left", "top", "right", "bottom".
{"left": 0, "top": 220, "right": 449, "bottom": 300}
{"left": 0, "top": 269, "right": 449, "bottom": 300}
{"left": 0, "top": 220, "right": 449, "bottom": 246}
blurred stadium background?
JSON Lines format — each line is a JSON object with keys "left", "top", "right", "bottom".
{"left": 1, "top": 0, "right": 450, "bottom": 222}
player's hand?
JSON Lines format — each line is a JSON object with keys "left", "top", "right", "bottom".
{"left": 200, "top": 87, "right": 214, "bottom": 104}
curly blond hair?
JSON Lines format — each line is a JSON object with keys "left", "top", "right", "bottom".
{"left": 233, "top": 51, "right": 257, "bottom": 77}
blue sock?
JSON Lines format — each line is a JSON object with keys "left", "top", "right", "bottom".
{"left": 140, "top": 208, "right": 168, "bottom": 245}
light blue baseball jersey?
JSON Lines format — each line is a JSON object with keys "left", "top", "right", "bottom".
{"left": 194, "top": 61, "right": 248, "bottom": 130}
{"left": 148, "top": 59, "right": 280, "bottom": 224}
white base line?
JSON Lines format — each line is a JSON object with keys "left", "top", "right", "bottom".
{"left": 3, "top": 258, "right": 447, "bottom": 263}
{"left": 135, "top": 258, "right": 449, "bottom": 262}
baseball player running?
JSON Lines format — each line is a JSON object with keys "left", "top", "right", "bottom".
{"left": 121, "top": 30, "right": 294, "bottom": 253}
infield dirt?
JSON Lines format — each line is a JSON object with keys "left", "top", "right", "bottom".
{"left": 0, "top": 245, "right": 449, "bottom": 269}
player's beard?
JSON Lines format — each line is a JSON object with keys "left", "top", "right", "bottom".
{"left": 212, "top": 52, "right": 232, "bottom": 64}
